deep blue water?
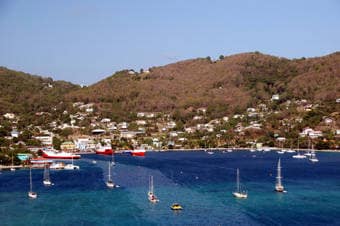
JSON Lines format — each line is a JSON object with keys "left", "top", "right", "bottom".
{"left": 1, "top": 150, "right": 340, "bottom": 226}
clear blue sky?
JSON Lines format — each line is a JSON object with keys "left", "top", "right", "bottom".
{"left": 1, "top": 0, "right": 339, "bottom": 85}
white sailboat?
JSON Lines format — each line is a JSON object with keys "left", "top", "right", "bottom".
{"left": 10, "top": 151, "right": 16, "bottom": 171}
{"left": 148, "top": 175, "right": 159, "bottom": 203}
{"left": 64, "top": 156, "right": 80, "bottom": 170}
{"left": 293, "top": 139, "right": 306, "bottom": 159}
{"left": 43, "top": 164, "right": 52, "bottom": 186}
{"left": 106, "top": 162, "right": 116, "bottom": 188}
{"left": 232, "top": 168, "right": 248, "bottom": 199}
{"left": 309, "top": 145, "right": 319, "bottom": 163}
{"left": 275, "top": 158, "right": 286, "bottom": 192}
{"left": 28, "top": 167, "right": 37, "bottom": 199}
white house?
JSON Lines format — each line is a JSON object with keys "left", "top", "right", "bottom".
{"left": 300, "top": 128, "right": 323, "bottom": 138}
{"left": 271, "top": 94, "right": 280, "bottom": 101}
{"left": 11, "top": 129, "right": 19, "bottom": 138}
{"left": 101, "top": 118, "right": 111, "bottom": 123}
{"left": 35, "top": 135, "right": 53, "bottom": 146}
{"left": 3, "top": 113, "right": 15, "bottom": 119}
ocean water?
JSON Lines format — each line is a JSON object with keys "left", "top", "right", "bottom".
{"left": 1, "top": 150, "right": 340, "bottom": 226}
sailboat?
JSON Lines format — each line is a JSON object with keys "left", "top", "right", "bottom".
{"left": 10, "top": 151, "right": 16, "bottom": 171}
{"left": 43, "top": 164, "right": 52, "bottom": 186}
{"left": 309, "top": 145, "right": 319, "bottom": 163}
{"left": 275, "top": 158, "right": 286, "bottom": 192}
{"left": 106, "top": 162, "right": 116, "bottom": 188}
{"left": 64, "top": 156, "right": 80, "bottom": 170}
{"left": 232, "top": 168, "right": 247, "bottom": 198}
{"left": 148, "top": 175, "right": 159, "bottom": 203}
{"left": 28, "top": 167, "right": 37, "bottom": 199}
{"left": 292, "top": 139, "right": 306, "bottom": 159}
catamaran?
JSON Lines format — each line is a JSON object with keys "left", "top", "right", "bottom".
{"left": 148, "top": 175, "right": 159, "bottom": 203}
{"left": 43, "top": 164, "right": 52, "bottom": 186}
{"left": 106, "top": 162, "right": 116, "bottom": 188}
{"left": 232, "top": 168, "right": 248, "bottom": 198}
{"left": 28, "top": 167, "right": 37, "bottom": 199}
{"left": 275, "top": 158, "right": 286, "bottom": 192}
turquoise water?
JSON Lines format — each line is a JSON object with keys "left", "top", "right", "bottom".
{"left": 1, "top": 151, "right": 340, "bottom": 225}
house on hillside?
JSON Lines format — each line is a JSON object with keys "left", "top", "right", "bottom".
{"left": 271, "top": 94, "right": 280, "bottom": 101}
{"left": 300, "top": 128, "right": 323, "bottom": 138}
{"left": 3, "top": 113, "right": 15, "bottom": 119}
{"left": 60, "top": 141, "right": 76, "bottom": 152}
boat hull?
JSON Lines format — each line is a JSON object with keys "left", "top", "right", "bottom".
{"left": 130, "top": 150, "right": 145, "bottom": 157}
{"left": 233, "top": 192, "right": 248, "bottom": 198}
{"left": 42, "top": 151, "right": 81, "bottom": 159}
{"left": 28, "top": 191, "right": 37, "bottom": 199}
{"left": 95, "top": 149, "right": 113, "bottom": 155}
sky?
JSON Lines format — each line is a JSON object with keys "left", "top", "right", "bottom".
{"left": 0, "top": 0, "right": 340, "bottom": 85}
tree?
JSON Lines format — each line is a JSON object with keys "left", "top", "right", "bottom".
{"left": 53, "top": 137, "right": 62, "bottom": 150}
{"left": 219, "top": 55, "right": 224, "bottom": 60}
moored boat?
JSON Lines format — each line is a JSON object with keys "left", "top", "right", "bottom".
{"left": 42, "top": 150, "right": 81, "bottom": 159}
{"left": 95, "top": 146, "right": 114, "bottom": 155}
{"left": 130, "top": 148, "right": 146, "bottom": 157}
{"left": 171, "top": 203, "right": 183, "bottom": 210}
{"left": 28, "top": 167, "right": 37, "bottom": 199}
{"left": 232, "top": 168, "right": 248, "bottom": 198}
{"left": 43, "top": 164, "right": 52, "bottom": 186}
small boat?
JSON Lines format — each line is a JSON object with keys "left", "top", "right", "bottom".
{"left": 286, "top": 149, "right": 295, "bottom": 153}
{"left": 207, "top": 151, "right": 214, "bottom": 155}
{"left": 28, "top": 167, "right": 37, "bottom": 199}
{"left": 43, "top": 164, "right": 52, "bottom": 186}
{"left": 277, "top": 150, "right": 285, "bottom": 154}
{"left": 309, "top": 145, "right": 319, "bottom": 162}
{"left": 275, "top": 158, "right": 286, "bottom": 192}
{"left": 171, "top": 203, "right": 183, "bottom": 210}
{"left": 64, "top": 157, "right": 80, "bottom": 170}
{"left": 106, "top": 162, "right": 116, "bottom": 188}
{"left": 148, "top": 175, "right": 159, "bottom": 203}
{"left": 130, "top": 148, "right": 146, "bottom": 157}
{"left": 309, "top": 155, "right": 319, "bottom": 163}
{"left": 42, "top": 150, "right": 81, "bottom": 159}
{"left": 50, "top": 162, "right": 65, "bottom": 170}
{"left": 292, "top": 152, "right": 306, "bottom": 159}
{"left": 232, "top": 168, "right": 248, "bottom": 198}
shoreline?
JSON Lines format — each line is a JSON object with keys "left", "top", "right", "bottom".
{"left": 78, "top": 147, "right": 340, "bottom": 154}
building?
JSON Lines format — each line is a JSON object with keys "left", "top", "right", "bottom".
{"left": 60, "top": 141, "right": 76, "bottom": 151}
{"left": 35, "top": 135, "right": 53, "bottom": 146}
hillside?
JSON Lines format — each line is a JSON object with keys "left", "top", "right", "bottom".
{"left": 0, "top": 67, "right": 80, "bottom": 115}
{"left": 67, "top": 52, "right": 340, "bottom": 120}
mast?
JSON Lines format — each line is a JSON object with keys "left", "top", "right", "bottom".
{"left": 236, "top": 168, "right": 240, "bottom": 193}
{"left": 276, "top": 158, "right": 282, "bottom": 187}
{"left": 150, "top": 176, "right": 154, "bottom": 194}
{"left": 108, "top": 162, "right": 112, "bottom": 181}
{"left": 43, "top": 164, "right": 49, "bottom": 181}
{"left": 29, "top": 167, "right": 33, "bottom": 192}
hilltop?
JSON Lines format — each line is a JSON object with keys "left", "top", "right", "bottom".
{"left": 0, "top": 67, "right": 80, "bottom": 115}
{"left": 67, "top": 52, "right": 340, "bottom": 120}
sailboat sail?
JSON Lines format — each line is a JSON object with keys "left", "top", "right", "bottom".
{"left": 275, "top": 158, "right": 285, "bottom": 192}
{"left": 148, "top": 175, "right": 159, "bottom": 203}
{"left": 233, "top": 168, "right": 247, "bottom": 198}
